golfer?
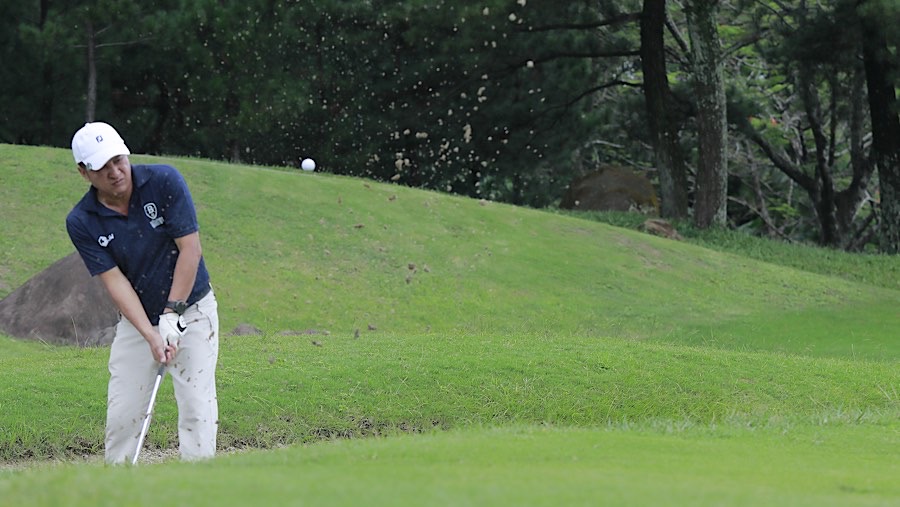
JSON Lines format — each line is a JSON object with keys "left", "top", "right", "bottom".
{"left": 65, "top": 122, "right": 219, "bottom": 464}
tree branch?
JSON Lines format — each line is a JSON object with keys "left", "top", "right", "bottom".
{"left": 734, "top": 117, "right": 816, "bottom": 192}
{"left": 723, "top": 31, "right": 764, "bottom": 58}
{"left": 556, "top": 79, "right": 641, "bottom": 110}
{"left": 75, "top": 37, "right": 154, "bottom": 49}
{"left": 727, "top": 196, "right": 794, "bottom": 242}
{"left": 520, "top": 49, "right": 640, "bottom": 67}
{"left": 520, "top": 12, "right": 641, "bottom": 32}
{"left": 665, "top": 18, "right": 691, "bottom": 57}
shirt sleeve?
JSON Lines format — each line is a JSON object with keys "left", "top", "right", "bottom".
{"left": 159, "top": 165, "right": 200, "bottom": 239}
{"left": 65, "top": 212, "right": 117, "bottom": 276}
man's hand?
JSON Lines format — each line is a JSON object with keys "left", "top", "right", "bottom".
{"left": 157, "top": 313, "right": 187, "bottom": 361}
{"left": 149, "top": 331, "right": 178, "bottom": 364}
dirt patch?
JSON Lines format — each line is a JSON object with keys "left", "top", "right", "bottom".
{"left": 0, "top": 252, "right": 118, "bottom": 346}
{"left": 0, "top": 447, "right": 257, "bottom": 471}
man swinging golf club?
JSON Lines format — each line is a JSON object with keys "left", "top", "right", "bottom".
{"left": 66, "top": 122, "right": 219, "bottom": 464}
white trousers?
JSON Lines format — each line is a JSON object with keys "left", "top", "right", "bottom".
{"left": 105, "top": 290, "right": 219, "bottom": 464}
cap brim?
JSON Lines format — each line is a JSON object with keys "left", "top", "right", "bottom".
{"left": 83, "top": 144, "right": 130, "bottom": 171}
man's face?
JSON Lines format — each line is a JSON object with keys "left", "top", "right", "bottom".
{"left": 79, "top": 155, "right": 132, "bottom": 199}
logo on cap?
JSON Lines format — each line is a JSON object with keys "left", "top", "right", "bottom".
{"left": 96, "top": 135, "right": 104, "bottom": 143}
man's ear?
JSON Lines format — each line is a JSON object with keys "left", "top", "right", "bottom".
{"left": 77, "top": 163, "right": 90, "bottom": 180}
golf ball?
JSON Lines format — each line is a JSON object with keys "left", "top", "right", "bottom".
{"left": 301, "top": 158, "right": 316, "bottom": 171}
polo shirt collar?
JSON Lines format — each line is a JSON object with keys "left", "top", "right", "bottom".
{"left": 131, "top": 164, "right": 152, "bottom": 188}
{"left": 83, "top": 164, "right": 151, "bottom": 216}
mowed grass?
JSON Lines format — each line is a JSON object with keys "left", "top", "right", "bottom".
{"left": 4, "top": 425, "right": 898, "bottom": 507}
{"left": 0, "top": 144, "right": 898, "bottom": 506}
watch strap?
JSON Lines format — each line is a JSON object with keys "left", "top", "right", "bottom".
{"left": 165, "top": 300, "right": 189, "bottom": 315}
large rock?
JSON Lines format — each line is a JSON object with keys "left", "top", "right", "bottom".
{"left": 560, "top": 165, "right": 659, "bottom": 214}
{"left": 0, "top": 252, "right": 118, "bottom": 346}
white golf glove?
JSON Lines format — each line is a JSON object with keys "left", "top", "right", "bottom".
{"left": 158, "top": 312, "right": 187, "bottom": 346}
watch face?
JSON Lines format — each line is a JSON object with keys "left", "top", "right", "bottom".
{"left": 175, "top": 301, "right": 188, "bottom": 314}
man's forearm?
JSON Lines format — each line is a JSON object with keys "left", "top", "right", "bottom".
{"left": 167, "top": 232, "right": 202, "bottom": 303}
{"left": 99, "top": 267, "right": 155, "bottom": 340}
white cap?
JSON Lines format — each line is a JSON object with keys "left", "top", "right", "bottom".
{"left": 71, "top": 122, "right": 130, "bottom": 171}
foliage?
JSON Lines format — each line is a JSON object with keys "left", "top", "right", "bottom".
{"left": 2, "top": 1, "right": 623, "bottom": 208}
{"left": 722, "top": 0, "right": 887, "bottom": 249}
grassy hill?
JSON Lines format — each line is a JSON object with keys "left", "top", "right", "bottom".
{"left": 0, "top": 144, "right": 897, "bottom": 506}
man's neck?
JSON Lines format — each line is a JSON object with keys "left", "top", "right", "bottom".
{"left": 98, "top": 190, "right": 131, "bottom": 215}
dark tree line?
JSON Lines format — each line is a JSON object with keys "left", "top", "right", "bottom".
{"left": 2, "top": 0, "right": 898, "bottom": 252}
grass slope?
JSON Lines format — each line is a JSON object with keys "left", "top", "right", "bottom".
{"left": 2, "top": 144, "right": 897, "bottom": 358}
{"left": 2, "top": 331, "right": 896, "bottom": 459}
{"left": 0, "top": 144, "right": 898, "bottom": 506}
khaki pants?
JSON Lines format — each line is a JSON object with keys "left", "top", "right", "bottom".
{"left": 105, "top": 290, "right": 219, "bottom": 464}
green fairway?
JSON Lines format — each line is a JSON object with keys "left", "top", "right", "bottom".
{"left": 0, "top": 144, "right": 897, "bottom": 506}
{"left": 3, "top": 425, "right": 897, "bottom": 507}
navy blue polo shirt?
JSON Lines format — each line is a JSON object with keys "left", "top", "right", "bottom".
{"left": 66, "top": 164, "right": 210, "bottom": 325}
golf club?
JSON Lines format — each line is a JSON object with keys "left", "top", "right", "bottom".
{"left": 131, "top": 364, "right": 166, "bottom": 465}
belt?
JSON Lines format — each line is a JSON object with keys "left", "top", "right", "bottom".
{"left": 189, "top": 284, "right": 212, "bottom": 306}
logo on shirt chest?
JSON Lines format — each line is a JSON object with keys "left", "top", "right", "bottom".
{"left": 144, "top": 202, "right": 165, "bottom": 229}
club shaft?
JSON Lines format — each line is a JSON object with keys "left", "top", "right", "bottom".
{"left": 131, "top": 365, "right": 166, "bottom": 465}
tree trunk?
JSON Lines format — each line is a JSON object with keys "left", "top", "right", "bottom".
{"left": 39, "top": 0, "right": 49, "bottom": 28}
{"left": 834, "top": 63, "right": 874, "bottom": 248}
{"left": 85, "top": 20, "right": 97, "bottom": 122}
{"left": 640, "top": 0, "right": 689, "bottom": 219}
{"left": 797, "top": 64, "right": 840, "bottom": 246}
{"left": 859, "top": 1, "right": 900, "bottom": 254}
{"left": 686, "top": 0, "right": 728, "bottom": 228}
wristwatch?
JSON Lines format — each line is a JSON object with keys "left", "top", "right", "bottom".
{"left": 165, "top": 299, "right": 189, "bottom": 315}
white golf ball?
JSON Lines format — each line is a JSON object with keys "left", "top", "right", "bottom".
{"left": 301, "top": 158, "right": 316, "bottom": 171}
